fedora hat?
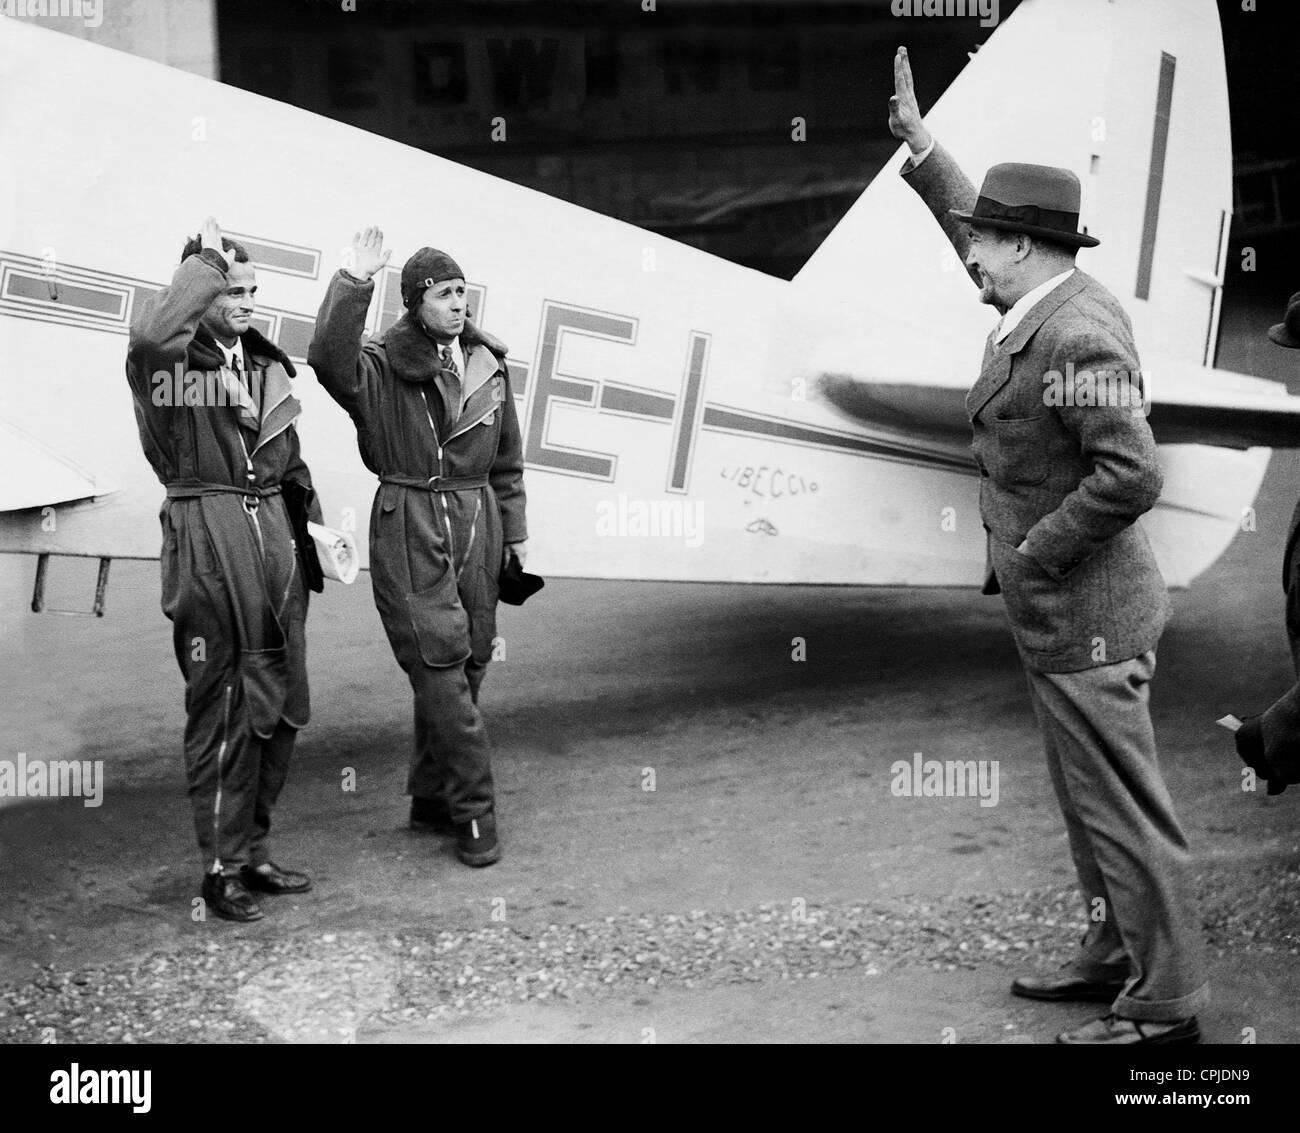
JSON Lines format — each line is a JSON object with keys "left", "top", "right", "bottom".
{"left": 1269, "top": 291, "right": 1300, "bottom": 349}
{"left": 949, "top": 163, "right": 1100, "bottom": 248}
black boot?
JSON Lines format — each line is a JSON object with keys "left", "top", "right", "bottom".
{"left": 200, "top": 872, "right": 264, "bottom": 922}
{"left": 241, "top": 861, "right": 313, "bottom": 895}
{"left": 455, "top": 811, "right": 500, "bottom": 867}
{"left": 410, "top": 795, "right": 455, "bottom": 834}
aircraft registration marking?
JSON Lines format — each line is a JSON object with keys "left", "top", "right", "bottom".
{"left": 1, "top": 250, "right": 978, "bottom": 496}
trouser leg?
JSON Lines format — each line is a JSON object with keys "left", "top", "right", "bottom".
{"left": 409, "top": 701, "right": 443, "bottom": 802}
{"left": 407, "top": 662, "right": 489, "bottom": 803}
{"left": 182, "top": 678, "right": 258, "bottom": 874}
{"left": 406, "top": 660, "right": 494, "bottom": 823}
{"left": 1286, "top": 549, "right": 1300, "bottom": 678}
{"left": 1025, "top": 669, "right": 1129, "bottom": 983}
{"left": 466, "top": 657, "right": 487, "bottom": 706}
{"left": 1243, "top": 541, "right": 1300, "bottom": 781}
{"left": 1024, "top": 651, "right": 1209, "bottom": 1021}
{"left": 248, "top": 721, "right": 297, "bottom": 867}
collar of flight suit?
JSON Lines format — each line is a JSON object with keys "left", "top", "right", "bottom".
{"left": 191, "top": 325, "right": 301, "bottom": 454}
{"left": 382, "top": 312, "right": 507, "bottom": 439}
{"left": 383, "top": 311, "right": 503, "bottom": 385}
{"left": 444, "top": 344, "right": 507, "bottom": 441}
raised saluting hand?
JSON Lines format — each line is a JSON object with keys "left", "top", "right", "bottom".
{"left": 888, "top": 46, "right": 932, "bottom": 155}
{"left": 346, "top": 225, "right": 391, "bottom": 281}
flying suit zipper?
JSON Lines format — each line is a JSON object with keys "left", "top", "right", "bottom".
{"left": 210, "top": 683, "right": 233, "bottom": 874}
{"left": 237, "top": 432, "right": 266, "bottom": 558}
{"left": 419, "top": 351, "right": 499, "bottom": 575}
{"left": 237, "top": 427, "right": 298, "bottom": 615}
{"left": 419, "top": 387, "right": 458, "bottom": 569}
{"left": 460, "top": 498, "right": 482, "bottom": 581}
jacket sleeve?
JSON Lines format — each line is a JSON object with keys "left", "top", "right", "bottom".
{"left": 898, "top": 140, "right": 983, "bottom": 290}
{"left": 490, "top": 364, "right": 528, "bottom": 545}
{"left": 283, "top": 427, "right": 324, "bottom": 525}
{"left": 125, "top": 250, "right": 228, "bottom": 458}
{"left": 307, "top": 269, "right": 380, "bottom": 419}
{"left": 1022, "top": 325, "right": 1163, "bottom": 581}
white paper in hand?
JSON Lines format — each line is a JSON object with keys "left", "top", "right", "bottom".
{"left": 307, "top": 521, "right": 359, "bottom": 585}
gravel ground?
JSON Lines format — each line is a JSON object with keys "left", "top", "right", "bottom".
{"left": 3, "top": 859, "right": 1296, "bottom": 1044}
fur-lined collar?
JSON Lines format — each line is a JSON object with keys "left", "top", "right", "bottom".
{"left": 376, "top": 312, "right": 505, "bottom": 384}
{"left": 190, "top": 324, "right": 297, "bottom": 377}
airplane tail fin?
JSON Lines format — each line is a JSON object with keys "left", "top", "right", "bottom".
{"left": 795, "top": 0, "right": 1233, "bottom": 371}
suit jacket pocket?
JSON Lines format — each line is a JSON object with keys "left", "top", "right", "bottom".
{"left": 406, "top": 579, "right": 472, "bottom": 668}
{"left": 987, "top": 415, "right": 1049, "bottom": 486}
{"left": 990, "top": 539, "right": 1075, "bottom": 658}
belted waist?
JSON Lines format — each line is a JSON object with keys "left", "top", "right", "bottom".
{"left": 379, "top": 473, "right": 489, "bottom": 493}
{"left": 165, "top": 480, "right": 284, "bottom": 500}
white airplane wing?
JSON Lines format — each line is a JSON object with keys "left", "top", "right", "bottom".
{"left": 0, "top": 420, "right": 115, "bottom": 511}
{"left": 819, "top": 369, "right": 1300, "bottom": 453}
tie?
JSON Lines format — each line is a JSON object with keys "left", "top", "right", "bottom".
{"left": 231, "top": 351, "right": 259, "bottom": 427}
{"left": 440, "top": 345, "right": 462, "bottom": 428}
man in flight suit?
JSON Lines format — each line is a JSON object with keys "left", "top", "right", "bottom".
{"left": 126, "top": 217, "right": 322, "bottom": 922}
{"left": 308, "top": 228, "right": 527, "bottom": 867}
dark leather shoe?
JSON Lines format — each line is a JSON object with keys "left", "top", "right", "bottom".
{"left": 409, "top": 796, "right": 455, "bottom": 834}
{"left": 1012, "top": 971, "right": 1126, "bottom": 1003}
{"left": 241, "top": 861, "right": 312, "bottom": 895}
{"left": 455, "top": 811, "right": 500, "bottom": 867}
{"left": 1057, "top": 1013, "right": 1200, "bottom": 1045}
{"left": 201, "top": 872, "right": 264, "bottom": 922}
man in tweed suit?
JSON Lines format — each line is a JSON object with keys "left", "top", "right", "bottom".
{"left": 889, "top": 47, "right": 1207, "bottom": 1044}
